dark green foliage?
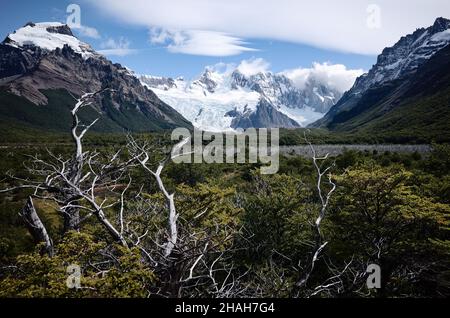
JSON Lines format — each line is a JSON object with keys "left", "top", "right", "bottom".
{"left": 241, "top": 173, "right": 313, "bottom": 260}
{"left": 0, "top": 89, "right": 190, "bottom": 140}
{"left": 0, "top": 232, "right": 155, "bottom": 297}
{"left": 0, "top": 133, "right": 449, "bottom": 297}
{"left": 328, "top": 164, "right": 450, "bottom": 296}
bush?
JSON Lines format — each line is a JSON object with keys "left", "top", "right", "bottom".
{"left": 0, "top": 232, "right": 155, "bottom": 298}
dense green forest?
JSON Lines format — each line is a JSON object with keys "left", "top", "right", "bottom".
{"left": 1, "top": 129, "right": 449, "bottom": 297}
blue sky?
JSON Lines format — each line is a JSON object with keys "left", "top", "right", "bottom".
{"left": 1, "top": 0, "right": 448, "bottom": 79}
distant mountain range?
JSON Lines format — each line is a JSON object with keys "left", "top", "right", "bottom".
{"left": 311, "top": 17, "right": 450, "bottom": 142}
{"left": 0, "top": 18, "right": 449, "bottom": 141}
{"left": 0, "top": 22, "right": 191, "bottom": 133}
{"left": 140, "top": 66, "right": 342, "bottom": 132}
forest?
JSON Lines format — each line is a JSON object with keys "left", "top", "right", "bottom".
{"left": 0, "top": 94, "right": 449, "bottom": 298}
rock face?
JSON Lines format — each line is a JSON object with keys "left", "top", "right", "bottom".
{"left": 140, "top": 66, "right": 342, "bottom": 131}
{"left": 227, "top": 98, "right": 300, "bottom": 129}
{"left": 230, "top": 70, "right": 341, "bottom": 114}
{"left": 139, "top": 75, "right": 178, "bottom": 91}
{"left": 0, "top": 44, "right": 45, "bottom": 84}
{"left": 0, "top": 22, "right": 191, "bottom": 132}
{"left": 193, "top": 70, "right": 218, "bottom": 94}
{"left": 354, "top": 17, "right": 450, "bottom": 94}
{"left": 312, "top": 17, "right": 450, "bottom": 128}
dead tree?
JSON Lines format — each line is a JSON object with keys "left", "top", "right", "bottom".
{"left": 19, "top": 197, "right": 54, "bottom": 257}
{"left": 1, "top": 89, "right": 136, "bottom": 250}
{"left": 63, "top": 89, "right": 114, "bottom": 231}
{"left": 296, "top": 132, "right": 336, "bottom": 289}
{"left": 127, "top": 135, "right": 251, "bottom": 297}
{"left": 127, "top": 135, "right": 191, "bottom": 257}
{"left": 310, "top": 258, "right": 371, "bottom": 297}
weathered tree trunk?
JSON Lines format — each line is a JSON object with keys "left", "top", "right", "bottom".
{"left": 63, "top": 204, "right": 80, "bottom": 233}
{"left": 19, "top": 197, "right": 54, "bottom": 257}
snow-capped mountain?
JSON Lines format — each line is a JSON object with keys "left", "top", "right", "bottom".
{"left": 141, "top": 72, "right": 264, "bottom": 132}
{"left": 4, "top": 22, "right": 99, "bottom": 60}
{"left": 0, "top": 22, "right": 191, "bottom": 131}
{"left": 230, "top": 70, "right": 340, "bottom": 113}
{"left": 140, "top": 66, "right": 343, "bottom": 132}
{"left": 312, "top": 17, "right": 450, "bottom": 128}
{"left": 350, "top": 17, "right": 450, "bottom": 95}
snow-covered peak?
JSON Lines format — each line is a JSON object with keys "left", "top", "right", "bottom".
{"left": 4, "top": 22, "right": 97, "bottom": 59}
{"left": 140, "top": 64, "right": 342, "bottom": 131}
{"left": 352, "top": 17, "right": 450, "bottom": 94}
{"left": 190, "top": 69, "right": 222, "bottom": 93}
{"left": 141, "top": 72, "right": 261, "bottom": 132}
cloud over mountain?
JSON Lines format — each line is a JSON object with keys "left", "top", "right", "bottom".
{"left": 149, "top": 28, "right": 256, "bottom": 56}
{"left": 282, "top": 62, "right": 364, "bottom": 92}
{"left": 236, "top": 58, "right": 270, "bottom": 76}
{"left": 98, "top": 36, "right": 137, "bottom": 56}
{"left": 87, "top": 0, "right": 450, "bottom": 55}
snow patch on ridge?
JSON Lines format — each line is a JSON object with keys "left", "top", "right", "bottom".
{"left": 6, "top": 22, "right": 96, "bottom": 59}
{"left": 140, "top": 64, "right": 341, "bottom": 132}
{"left": 143, "top": 77, "right": 261, "bottom": 132}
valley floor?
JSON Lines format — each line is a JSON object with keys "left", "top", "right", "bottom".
{"left": 280, "top": 144, "right": 432, "bottom": 157}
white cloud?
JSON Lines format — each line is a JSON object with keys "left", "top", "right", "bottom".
{"left": 201, "top": 59, "right": 362, "bottom": 93}
{"left": 205, "top": 62, "right": 235, "bottom": 74}
{"left": 98, "top": 37, "right": 137, "bottom": 56}
{"left": 282, "top": 62, "right": 364, "bottom": 92}
{"left": 149, "top": 28, "right": 256, "bottom": 56}
{"left": 50, "top": 6, "right": 101, "bottom": 39}
{"left": 237, "top": 58, "right": 270, "bottom": 76}
{"left": 87, "top": 0, "right": 450, "bottom": 55}
{"left": 149, "top": 27, "right": 172, "bottom": 45}
{"left": 72, "top": 24, "right": 101, "bottom": 39}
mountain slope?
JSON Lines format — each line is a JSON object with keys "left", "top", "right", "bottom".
{"left": 312, "top": 17, "right": 450, "bottom": 134}
{"left": 317, "top": 42, "right": 450, "bottom": 142}
{"left": 140, "top": 66, "right": 342, "bottom": 131}
{"left": 0, "top": 22, "right": 191, "bottom": 132}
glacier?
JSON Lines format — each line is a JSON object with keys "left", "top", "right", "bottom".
{"left": 140, "top": 67, "right": 343, "bottom": 132}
